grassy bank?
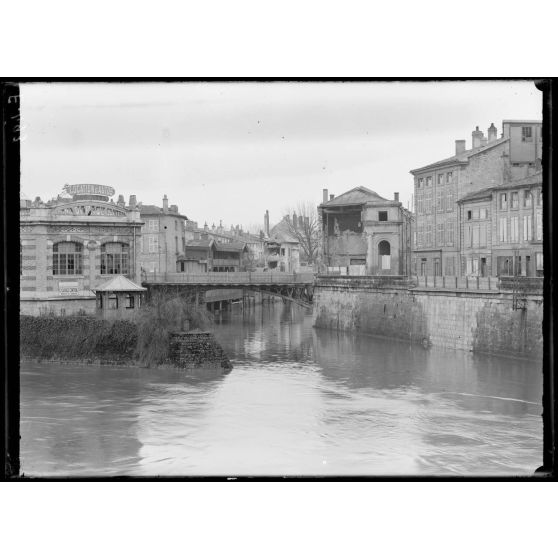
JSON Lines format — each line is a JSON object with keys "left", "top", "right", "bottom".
{"left": 20, "top": 295, "right": 216, "bottom": 367}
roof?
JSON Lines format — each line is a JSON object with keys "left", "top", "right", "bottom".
{"left": 139, "top": 204, "right": 188, "bottom": 219}
{"left": 269, "top": 218, "right": 299, "bottom": 244}
{"left": 185, "top": 239, "right": 214, "bottom": 249}
{"left": 320, "top": 186, "right": 388, "bottom": 207}
{"left": 214, "top": 240, "right": 247, "bottom": 252}
{"left": 410, "top": 137, "right": 508, "bottom": 174}
{"left": 458, "top": 171, "right": 542, "bottom": 203}
{"left": 93, "top": 275, "right": 146, "bottom": 292}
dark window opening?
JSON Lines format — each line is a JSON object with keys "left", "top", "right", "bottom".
{"left": 378, "top": 211, "right": 388, "bottom": 222}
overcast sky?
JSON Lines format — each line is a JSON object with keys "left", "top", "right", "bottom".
{"left": 21, "top": 81, "right": 542, "bottom": 229}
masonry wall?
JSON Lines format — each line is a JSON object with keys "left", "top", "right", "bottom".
{"left": 313, "top": 278, "right": 543, "bottom": 359}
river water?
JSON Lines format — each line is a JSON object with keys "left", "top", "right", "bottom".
{"left": 20, "top": 304, "right": 543, "bottom": 477}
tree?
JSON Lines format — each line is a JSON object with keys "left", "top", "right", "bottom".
{"left": 282, "top": 201, "right": 321, "bottom": 266}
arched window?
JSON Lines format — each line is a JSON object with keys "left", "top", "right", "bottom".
{"left": 378, "top": 240, "right": 391, "bottom": 270}
{"left": 53, "top": 242, "right": 83, "bottom": 275}
{"left": 101, "top": 242, "right": 129, "bottom": 275}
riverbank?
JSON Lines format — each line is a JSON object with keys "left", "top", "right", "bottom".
{"left": 20, "top": 315, "right": 232, "bottom": 371}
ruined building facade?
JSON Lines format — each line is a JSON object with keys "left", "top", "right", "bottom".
{"left": 318, "top": 187, "right": 413, "bottom": 275}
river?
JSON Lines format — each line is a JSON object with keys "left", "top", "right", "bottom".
{"left": 20, "top": 303, "right": 543, "bottom": 476}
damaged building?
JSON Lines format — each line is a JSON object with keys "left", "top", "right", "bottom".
{"left": 318, "top": 187, "right": 413, "bottom": 275}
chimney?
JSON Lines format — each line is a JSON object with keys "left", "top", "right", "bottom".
{"left": 488, "top": 123, "right": 497, "bottom": 143}
{"left": 323, "top": 188, "right": 328, "bottom": 204}
{"left": 163, "top": 195, "right": 168, "bottom": 212}
{"left": 170, "top": 204, "right": 178, "bottom": 213}
{"left": 330, "top": 194, "right": 335, "bottom": 201}
{"left": 472, "top": 126, "right": 484, "bottom": 149}
{"left": 292, "top": 212, "right": 297, "bottom": 226}
{"left": 265, "top": 210, "right": 270, "bottom": 236}
{"left": 480, "top": 137, "right": 487, "bottom": 147}
{"left": 394, "top": 192, "right": 399, "bottom": 202}
{"left": 455, "top": 140, "right": 466, "bottom": 155}
{"left": 128, "top": 195, "right": 137, "bottom": 208}
{"left": 117, "top": 194, "right": 125, "bottom": 206}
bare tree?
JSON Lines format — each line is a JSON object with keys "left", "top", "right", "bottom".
{"left": 282, "top": 201, "right": 321, "bottom": 265}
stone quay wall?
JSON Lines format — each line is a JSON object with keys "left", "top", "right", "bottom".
{"left": 312, "top": 277, "right": 543, "bottom": 359}
{"left": 168, "top": 332, "right": 232, "bottom": 371}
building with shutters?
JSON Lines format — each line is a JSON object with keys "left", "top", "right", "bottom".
{"left": 410, "top": 120, "right": 542, "bottom": 276}
{"left": 20, "top": 184, "right": 143, "bottom": 316}
{"left": 457, "top": 172, "right": 543, "bottom": 277}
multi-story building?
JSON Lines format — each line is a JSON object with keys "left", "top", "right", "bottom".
{"left": 317, "top": 187, "right": 413, "bottom": 275}
{"left": 20, "top": 183, "right": 143, "bottom": 316}
{"left": 458, "top": 172, "right": 543, "bottom": 277}
{"left": 410, "top": 120, "right": 542, "bottom": 276}
{"left": 138, "top": 195, "right": 190, "bottom": 273}
{"left": 264, "top": 212, "right": 301, "bottom": 273}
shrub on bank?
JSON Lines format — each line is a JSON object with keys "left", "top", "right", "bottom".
{"left": 20, "top": 315, "right": 137, "bottom": 362}
{"left": 135, "top": 293, "right": 213, "bottom": 367}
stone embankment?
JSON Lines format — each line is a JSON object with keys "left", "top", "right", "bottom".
{"left": 312, "top": 276, "right": 543, "bottom": 359}
{"left": 20, "top": 315, "right": 232, "bottom": 371}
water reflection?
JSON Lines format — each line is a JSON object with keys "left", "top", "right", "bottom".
{"left": 20, "top": 302, "right": 542, "bottom": 476}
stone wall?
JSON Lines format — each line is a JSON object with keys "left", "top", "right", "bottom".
{"left": 168, "top": 332, "right": 232, "bottom": 370}
{"left": 313, "top": 277, "right": 543, "bottom": 359}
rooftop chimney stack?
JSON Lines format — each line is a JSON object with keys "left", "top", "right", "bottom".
{"left": 128, "top": 195, "right": 137, "bottom": 208}
{"left": 265, "top": 210, "right": 270, "bottom": 236}
{"left": 394, "top": 192, "right": 399, "bottom": 202}
{"left": 330, "top": 194, "right": 335, "bottom": 201}
{"left": 163, "top": 195, "right": 168, "bottom": 212}
{"left": 117, "top": 194, "right": 125, "bottom": 206}
{"left": 472, "top": 126, "right": 484, "bottom": 149}
{"left": 323, "top": 188, "right": 328, "bottom": 204}
{"left": 487, "top": 123, "right": 497, "bottom": 143}
{"left": 455, "top": 140, "right": 466, "bottom": 155}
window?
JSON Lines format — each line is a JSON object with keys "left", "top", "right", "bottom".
{"left": 108, "top": 294, "right": 118, "bottom": 309}
{"left": 521, "top": 126, "right": 533, "bottom": 142}
{"left": 426, "top": 224, "right": 432, "bottom": 245}
{"left": 524, "top": 191, "right": 532, "bottom": 208}
{"left": 148, "top": 234, "right": 159, "bottom": 253}
{"left": 446, "top": 188, "right": 454, "bottom": 211}
{"left": 175, "top": 220, "right": 178, "bottom": 231}
{"left": 465, "top": 225, "right": 472, "bottom": 248}
{"left": 445, "top": 257, "right": 455, "bottom": 275}
{"left": 536, "top": 189, "right": 542, "bottom": 206}
{"left": 175, "top": 237, "right": 178, "bottom": 252}
{"left": 125, "top": 294, "right": 135, "bottom": 309}
{"left": 536, "top": 210, "right": 543, "bottom": 241}
{"left": 101, "top": 242, "right": 129, "bottom": 275}
{"left": 524, "top": 215, "right": 533, "bottom": 241}
{"left": 479, "top": 208, "right": 488, "bottom": 219}
{"left": 510, "top": 217, "right": 519, "bottom": 242}
{"left": 445, "top": 221, "right": 454, "bottom": 246}
{"left": 378, "top": 211, "right": 388, "bottom": 221}
{"left": 472, "top": 208, "right": 479, "bottom": 220}
{"left": 148, "top": 219, "right": 159, "bottom": 231}
{"left": 536, "top": 252, "right": 543, "bottom": 275}
{"left": 472, "top": 258, "right": 479, "bottom": 276}
{"left": 499, "top": 217, "right": 507, "bottom": 242}
{"left": 437, "top": 223, "right": 444, "bottom": 245}
{"left": 479, "top": 224, "right": 487, "bottom": 247}
{"left": 472, "top": 225, "right": 480, "bottom": 247}
{"left": 436, "top": 191, "right": 442, "bottom": 212}
{"left": 378, "top": 240, "right": 391, "bottom": 270}
{"left": 418, "top": 177, "right": 424, "bottom": 188}
{"left": 446, "top": 172, "right": 453, "bottom": 183}
{"left": 438, "top": 174, "right": 444, "bottom": 185}
{"left": 417, "top": 225, "right": 423, "bottom": 247}
{"left": 500, "top": 193, "right": 508, "bottom": 210}
{"left": 426, "top": 176, "right": 432, "bottom": 187}
{"left": 511, "top": 192, "right": 519, "bottom": 209}
{"left": 53, "top": 242, "right": 83, "bottom": 275}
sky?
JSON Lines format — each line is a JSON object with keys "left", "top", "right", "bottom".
{"left": 21, "top": 81, "right": 542, "bottom": 230}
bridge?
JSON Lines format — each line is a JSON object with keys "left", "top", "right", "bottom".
{"left": 142, "top": 271, "right": 316, "bottom": 308}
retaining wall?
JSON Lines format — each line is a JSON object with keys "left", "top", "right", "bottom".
{"left": 312, "top": 277, "right": 543, "bottom": 359}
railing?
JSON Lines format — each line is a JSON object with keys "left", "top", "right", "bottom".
{"left": 142, "top": 271, "right": 315, "bottom": 285}
{"left": 413, "top": 275, "right": 543, "bottom": 293}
